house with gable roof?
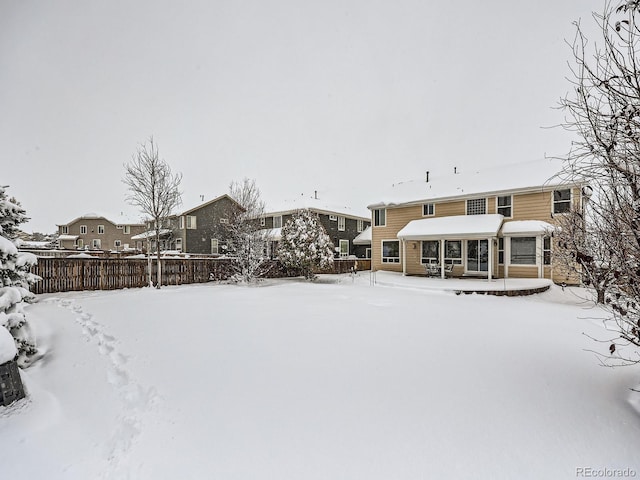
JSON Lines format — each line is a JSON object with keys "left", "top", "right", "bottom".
{"left": 132, "top": 194, "right": 244, "bottom": 255}
{"left": 367, "top": 159, "right": 587, "bottom": 283}
{"left": 57, "top": 213, "right": 146, "bottom": 251}
{"left": 261, "top": 193, "right": 371, "bottom": 259}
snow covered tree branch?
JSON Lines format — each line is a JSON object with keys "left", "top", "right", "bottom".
{"left": 558, "top": 1, "right": 640, "bottom": 364}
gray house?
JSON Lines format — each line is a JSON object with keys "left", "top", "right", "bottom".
{"left": 133, "top": 194, "right": 243, "bottom": 255}
{"left": 261, "top": 196, "right": 371, "bottom": 258}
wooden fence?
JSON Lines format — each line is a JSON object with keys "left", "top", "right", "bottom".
{"left": 29, "top": 257, "right": 371, "bottom": 294}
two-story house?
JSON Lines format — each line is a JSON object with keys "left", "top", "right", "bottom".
{"left": 261, "top": 195, "right": 371, "bottom": 258}
{"left": 368, "top": 159, "right": 586, "bottom": 283}
{"left": 57, "top": 214, "right": 146, "bottom": 251}
{"left": 132, "top": 194, "right": 244, "bottom": 255}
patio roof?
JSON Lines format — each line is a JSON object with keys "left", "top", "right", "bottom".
{"left": 397, "top": 214, "right": 504, "bottom": 240}
{"left": 501, "top": 220, "right": 555, "bottom": 236}
{"left": 130, "top": 229, "right": 172, "bottom": 240}
{"left": 353, "top": 226, "right": 371, "bottom": 245}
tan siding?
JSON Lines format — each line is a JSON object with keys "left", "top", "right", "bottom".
{"left": 405, "top": 240, "right": 424, "bottom": 275}
{"left": 371, "top": 205, "right": 421, "bottom": 271}
{"left": 487, "top": 196, "right": 496, "bottom": 214}
{"left": 507, "top": 266, "right": 539, "bottom": 279}
{"left": 434, "top": 201, "right": 465, "bottom": 217}
{"left": 512, "top": 191, "right": 552, "bottom": 221}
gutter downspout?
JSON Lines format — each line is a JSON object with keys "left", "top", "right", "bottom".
{"left": 402, "top": 239, "right": 406, "bottom": 276}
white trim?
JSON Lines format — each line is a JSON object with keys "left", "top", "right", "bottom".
{"left": 80, "top": 225, "right": 87, "bottom": 234}
{"left": 496, "top": 195, "right": 513, "bottom": 218}
{"left": 273, "top": 215, "right": 283, "bottom": 229}
{"left": 338, "top": 216, "right": 346, "bottom": 231}
{"left": 381, "top": 238, "right": 400, "bottom": 264}
{"left": 339, "top": 239, "right": 349, "bottom": 257}
{"left": 552, "top": 188, "right": 572, "bottom": 215}
{"left": 466, "top": 197, "right": 487, "bottom": 215}
{"left": 422, "top": 203, "right": 435, "bottom": 217}
{"left": 373, "top": 208, "right": 386, "bottom": 227}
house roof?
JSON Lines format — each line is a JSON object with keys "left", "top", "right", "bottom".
{"left": 130, "top": 229, "right": 173, "bottom": 240}
{"left": 353, "top": 226, "right": 372, "bottom": 245}
{"left": 58, "top": 212, "right": 145, "bottom": 227}
{"left": 501, "top": 220, "right": 555, "bottom": 236}
{"left": 180, "top": 194, "right": 244, "bottom": 216}
{"left": 368, "top": 158, "right": 583, "bottom": 209}
{"left": 265, "top": 195, "right": 370, "bottom": 220}
{"left": 397, "top": 214, "right": 504, "bottom": 241}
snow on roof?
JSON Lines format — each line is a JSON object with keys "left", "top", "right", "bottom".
{"left": 131, "top": 229, "right": 172, "bottom": 240}
{"left": 59, "top": 211, "right": 145, "bottom": 227}
{"left": 501, "top": 220, "right": 556, "bottom": 236}
{"left": 181, "top": 194, "right": 243, "bottom": 216}
{"left": 0, "top": 325, "right": 17, "bottom": 364}
{"left": 369, "top": 158, "right": 581, "bottom": 209}
{"left": 397, "top": 214, "right": 504, "bottom": 240}
{"left": 353, "top": 226, "right": 372, "bottom": 245}
{"left": 263, "top": 228, "right": 282, "bottom": 241}
{"left": 266, "top": 195, "right": 369, "bottom": 219}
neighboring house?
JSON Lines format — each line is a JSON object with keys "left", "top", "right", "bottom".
{"left": 57, "top": 214, "right": 146, "bottom": 251}
{"left": 261, "top": 194, "right": 371, "bottom": 258}
{"left": 353, "top": 226, "right": 372, "bottom": 259}
{"left": 132, "top": 194, "right": 243, "bottom": 255}
{"left": 367, "top": 159, "right": 586, "bottom": 283}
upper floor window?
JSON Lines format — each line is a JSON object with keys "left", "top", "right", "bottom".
{"left": 123, "top": 225, "right": 131, "bottom": 234}
{"left": 466, "top": 198, "right": 487, "bottom": 215}
{"left": 553, "top": 189, "right": 571, "bottom": 214}
{"left": 423, "top": 203, "right": 435, "bottom": 216}
{"left": 329, "top": 215, "right": 337, "bottom": 221}
{"left": 114, "top": 240, "right": 122, "bottom": 248}
{"left": 220, "top": 218, "right": 229, "bottom": 224}
{"left": 357, "top": 219, "right": 364, "bottom": 232}
{"left": 273, "top": 215, "right": 283, "bottom": 229}
{"left": 497, "top": 196, "right": 512, "bottom": 217}
{"left": 374, "top": 208, "right": 386, "bottom": 227}
{"left": 186, "top": 215, "right": 197, "bottom": 229}
{"left": 338, "top": 216, "right": 345, "bottom": 231}
{"left": 61, "top": 226, "right": 69, "bottom": 234}
{"left": 260, "top": 217, "right": 266, "bottom": 227}
{"left": 80, "top": 225, "right": 87, "bottom": 234}
{"left": 98, "top": 225, "right": 105, "bottom": 234}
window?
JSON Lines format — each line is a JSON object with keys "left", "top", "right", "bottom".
{"left": 186, "top": 215, "right": 197, "bottom": 229}
{"left": 329, "top": 215, "right": 337, "bottom": 221}
{"left": 77, "top": 239, "right": 84, "bottom": 249}
{"left": 123, "top": 225, "right": 131, "bottom": 234}
{"left": 211, "top": 238, "right": 219, "bottom": 255}
{"left": 176, "top": 238, "right": 182, "bottom": 251}
{"left": 92, "top": 239, "right": 101, "bottom": 249}
{"left": 466, "top": 198, "right": 487, "bottom": 215}
{"left": 179, "top": 216, "right": 185, "bottom": 229}
{"left": 497, "top": 196, "right": 512, "bottom": 217}
{"left": 553, "top": 189, "right": 571, "bottom": 214}
{"left": 80, "top": 225, "right": 87, "bottom": 234}
{"left": 511, "top": 237, "right": 536, "bottom": 265}
{"left": 543, "top": 237, "right": 551, "bottom": 265}
{"left": 339, "top": 239, "right": 349, "bottom": 257}
{"left": 220, "top": 218, "right": 229, "bottom": 224}
{"left": 273, "top": 215, "right": 282, "bottom": 229}
{"left": 61, "top": 226, "right": 69, "bottom": 234}
{"left": 260, "top": 217, "right": 265, "bottom": 227}
{"left": 382, "top": 240, "right": 400, "bottom": 263}
{"left": 445, "top": 240, "right": 463, "bottom": 264}
{"left": 338, "top": 216, "right": 345, "bottom": 231}
{"left": 116, "top": 225, "right": 123, "bottom": 230}
{"left": 423, "top": 203, "right": 435, "bottom": 216}
{"left": 374, "top": 208, "right": 386, "bottom": 226}
{"left": 498, "top": 238, "right": 504, "bottom": 264}
{"left": 357, "top": 219, "right": 364, "bottom": 232}
{"left": 365, "top": 247, "right": 371, "bottom": 259}
{"left": 98, "top": 225, "right": 105, "bottom": 234}
{"left": 114, "top": 240, "right": 122, "bottom": 248}
{"left": 421, "top": 240, "right": 439, "bottom": 264}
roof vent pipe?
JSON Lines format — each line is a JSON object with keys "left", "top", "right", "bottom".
{"left": 426, "top": 171, "right": 430, "bottom": 183}
{"left": 454, "top": 167, "right": 457, "bottom": 174}
{"left": 314, "top": 190, "right": 318, "bottom": 199}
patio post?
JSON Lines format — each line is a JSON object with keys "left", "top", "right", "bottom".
{"left": 401, "top": 239, "right": 406, "bottom": 276}
{"left": 440, "top": 239, "right": 445, "bottom": 279}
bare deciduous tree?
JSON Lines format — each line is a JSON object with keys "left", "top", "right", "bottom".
{"left": 227, "top": 178, "right": 268, "bottom": 283}
{"left": 558, "top": 1, "right": 640, "bottom": 364}
{"left": 123, "top": 137, "right": 182, "bottom": 288}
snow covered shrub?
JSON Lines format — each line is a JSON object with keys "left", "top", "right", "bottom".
{"left": 278, "top": 209, "right": 334, "bottom": 280}
{"left": 0, "top": 187, "right": 39, "bottom": 367}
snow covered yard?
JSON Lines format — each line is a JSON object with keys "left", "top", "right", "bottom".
{"left": 1, "top": 273, "right": 639, "bottom": 479}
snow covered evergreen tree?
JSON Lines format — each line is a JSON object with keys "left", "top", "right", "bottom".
{"left": 0, "top": 186, "right": 39, "bottom": 367}
{"left": 278, "top": 209, "right": 334, "bottom": 280}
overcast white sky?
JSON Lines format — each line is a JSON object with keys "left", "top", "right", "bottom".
{"left": 1, "top": 0, "right": 604, "bottom": 233}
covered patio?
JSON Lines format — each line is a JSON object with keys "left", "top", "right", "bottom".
{"left": 397, "top": 214, "right": 504, "bottom": 280}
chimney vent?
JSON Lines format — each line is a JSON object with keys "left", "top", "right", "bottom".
{"left": 426, "top": 171, "right": 430, "bottom": 183}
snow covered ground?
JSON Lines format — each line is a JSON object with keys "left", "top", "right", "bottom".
{"left": 1, "top": 272, "right": 639, "bottom": 479}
